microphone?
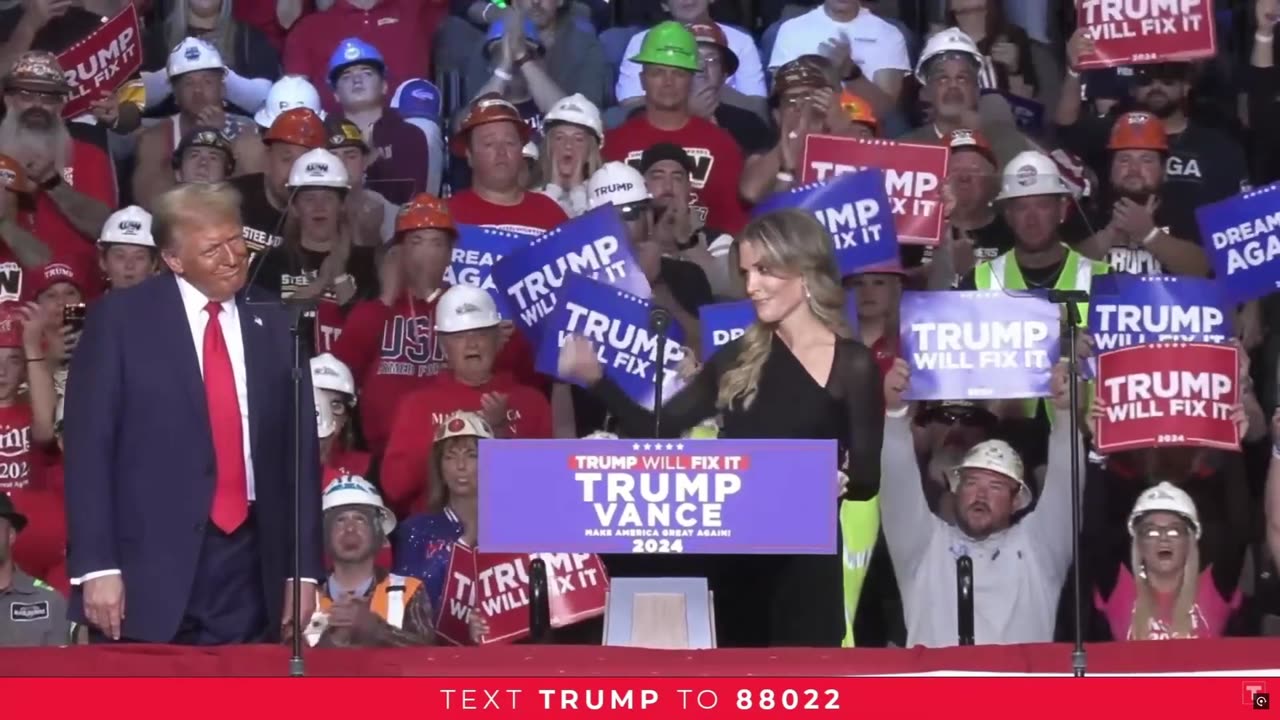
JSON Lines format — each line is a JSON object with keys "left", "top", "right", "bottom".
{"left": 648, "top": 306, "right": 671, "bottom": 334}
{"left": 528, "top": 558, "right": 551, "bottom": 643}
{"left": 957, "top": 555, "right": 974, "bottom": 646}
{"left": 1046, "top": 289, "right": 1089, "bottom": 305}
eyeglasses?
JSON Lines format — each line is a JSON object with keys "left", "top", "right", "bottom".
{"left": 616, "top": 202, "right": 666, "bottom": 223}
{"left": 1138, "top": 526, "right": 1185, "bottom": 540}
{"left": 6, "top": 89, "right": 62, "bottom": 106}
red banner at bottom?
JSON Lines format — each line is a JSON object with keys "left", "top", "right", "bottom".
{"left": 1, "top": 677, "right": 1274, "bottom": 717}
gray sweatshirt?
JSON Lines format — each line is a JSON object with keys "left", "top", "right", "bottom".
{"left": 880, "top": 410, "right": 1083, "bottom": 648}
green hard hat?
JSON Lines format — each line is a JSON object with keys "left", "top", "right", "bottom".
{"left": 630, "top": 21, "right": 700, "bottom": 72}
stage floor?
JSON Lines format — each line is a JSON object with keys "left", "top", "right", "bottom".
{"left": 2, "top": 638, "right": 1277, "bottom": 676}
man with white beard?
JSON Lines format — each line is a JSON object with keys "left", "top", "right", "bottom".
{"left": 0, "top": 51, "right": 112, "bottom": 288}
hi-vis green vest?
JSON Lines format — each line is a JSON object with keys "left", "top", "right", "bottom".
{"left": 839, "top": 498, "right": 880, "bottom": 648}
{"left": 973, "top": 245, "right": 1108, "bottom": 420}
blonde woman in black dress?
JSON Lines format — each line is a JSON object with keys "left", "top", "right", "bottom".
{"left": 558, "top": 208, "right": 884, "bottom": 648}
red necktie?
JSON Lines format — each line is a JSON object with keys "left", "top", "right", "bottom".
{"left": 204, "top": 301, "right": 248, "bottom": 533}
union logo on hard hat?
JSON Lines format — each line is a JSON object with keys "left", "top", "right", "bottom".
{"left": 119, "top": 220, "right": 142, "bottom": 233}
{"left": 1015, "top": 164, "right": 1037, "bottom": 187}
{"left": 0, "top": 169, "right": 14, "bottom": 184}
{"left": 344, "top": 44, "right": 361, "bottom": 60}
{"left": 184, "top": 45, "right": 200, "bottom": 61}
{"left": 457, "top": 303, "right": 480, "bottom": 315}
{"left": 447, "top": 418, "right": 466, "bottom": 433}
{"left": 951, "top": 129, "right": 975, "bottom": 144}
{"left": 306, "top": 162, "right": 329, "bottom": 174}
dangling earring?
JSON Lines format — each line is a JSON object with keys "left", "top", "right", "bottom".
{"left": 804, "top": 283, "right": 812, "bottom": 301}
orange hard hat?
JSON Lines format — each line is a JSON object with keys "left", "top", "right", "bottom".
{"left": 0, "top": 154, "right": 30, "bottom": 194}
{"left": 1108, "top": 111, "right": 1168, "bottom": 152}
{"left": 395, "top": 193, "right": 456, "bottom": 237}
{"left": 449, "top": 94, "right": 531, "bottom": 157}
{"left": 839, "top": 92, "right": 877, "bottom": 131}
{"left": 265, "top": 107, "right": 328, "bottom": 150}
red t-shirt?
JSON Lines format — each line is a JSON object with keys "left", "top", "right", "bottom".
{"left": 448, "top": 190, "right": 568, "bottom": 236}
{"left": 19, "top": 138, "right": 116, "bottom": 300}
{"left": 379, "top": 371, "right": 552, "bottom": 518}
{"left": 330, "top": 290, "right": 534, "bottom": 454}
{"left": 234, "top": 0, "right": 311, "bottom": 50}
{"left": 0, "top": 403, "right": 66, "bottom": 593}
{"left": 604, "top": 114, "right": 748, "bottom": 234}
{"left": 283, "top": 0, "right": 448, "bottom": 115}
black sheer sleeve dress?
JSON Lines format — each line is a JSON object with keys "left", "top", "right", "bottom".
{"left": 590, "top": 333, "right": 885, "bottom": 647}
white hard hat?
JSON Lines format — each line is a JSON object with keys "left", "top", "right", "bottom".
{"left": 915, "top": 27, "right": 983, "bottom": 82}
{"left": 322, "top": 474, "right": 395, "bottom": 534}
{"left": 545, "top": 93, "right": 604, "bottom": 145}
{"left": 255, "top": 74, "right": 325, "bottom": 128}
{"left": 310, "top": 352, "right": 356, "bottom": 399}
{"left": 435, "top": 410, "right": 495, "bottom": 443}
{"left": 948, "top": 439, "right": 1031, "bottom": 512}
{"left": 167, "top": 37, "right": 226, "bottom": 79}
{"left": 995, "top": 150, "right": 1071, "bottom": 201}
{"left": 583, "top": 430, "right": 619, "bottom": 440}
{"left": 1128, "top": 481, "right": 1201, "bottom": 540}
{"left": 435, "top": 284, "right": 501, "bottom": 333}
{"left": 314, "top": 386, "right": 337, "bottom": 439}
{"left": 523, "top": 141, "right": 540, "bottom": 160}
{"left": 98, "top": 205, "right": 155, "bottom": 248}
{"left": 287, "top": 148, "right": 350, "bottom": 190}
{"left": 587, "top": 161, "right": 650, "bottom": 210}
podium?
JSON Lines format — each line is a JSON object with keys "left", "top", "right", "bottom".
{"left": 477, "top": 437, "right": 840, "bottom": 650}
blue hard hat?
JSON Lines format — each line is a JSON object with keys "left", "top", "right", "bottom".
{"left": 390, "top": 79, "right": 441, "bottom": 122}
{"left": 483, "top": 18, "right": 545, "bottom": 59}
{"left": 327, "top": 38, "right": 386, "bottom": 86}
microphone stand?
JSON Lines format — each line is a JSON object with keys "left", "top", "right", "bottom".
{"left": 285, "top": 298, "right": 317, "bottom": 678}
{"left": 651, "top": 310, "right": 670, "bottom": 439}
{"left": 1047, "top": 288, "right": 1087, "bottom": 678}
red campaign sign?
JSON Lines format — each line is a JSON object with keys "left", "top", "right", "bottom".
{"left": 1095, "top": 342, "right": 1239, "bottom": 453}
{"left": 56, "top": 5, "right": 143, "bottom": 118}
{"left": 801, "top": 135, "right": 949, "bottom": 245}
{"left": 435, "top": 542, "right": 478, "bottom": 646}
{"left": 437, "top": 544, "right": 610, "bottom": 645}
{"left": 1076, "top": 0, "right": 1216, "bottom": 69}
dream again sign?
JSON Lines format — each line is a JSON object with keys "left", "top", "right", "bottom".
{"left": 1076, "top": 0, "right": 1215, "bottom": 69}
{"left": 1095, "top": 342, "right": 1239, "bottom": 452}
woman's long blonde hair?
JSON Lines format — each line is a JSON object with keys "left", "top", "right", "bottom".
{"left": 716, "top": 209, "right": 852, "bottom": 411}
{"left": 1129, "top": 527, "right": 1200, "bottom": 639}
{"left": 538, "top": 123, "right": 603, "bottom": 190}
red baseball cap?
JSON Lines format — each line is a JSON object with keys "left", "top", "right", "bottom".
{"left": 26, "top": 260, "right": 86, "bottom": 301}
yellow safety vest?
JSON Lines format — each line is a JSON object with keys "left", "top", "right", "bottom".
{"left": 839, "top": 498, "right": 880, "bottom": 648}
{"left": 318, "top": 573, "right": 421, "bottom": 629}
{"left": 973, "top": 246, "right": 1108, "bottom": 420}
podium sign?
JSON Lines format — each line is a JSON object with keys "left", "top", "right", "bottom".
{"left": 603, "top": 577, "right": 716, "bottom": 649}
{"left": 478, "top": 438, "right": 839, "bottom": 554}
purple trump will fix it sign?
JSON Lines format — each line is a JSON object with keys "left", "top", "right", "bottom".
{"left": 477, "top": 439, "right": 839, "bottom": 555}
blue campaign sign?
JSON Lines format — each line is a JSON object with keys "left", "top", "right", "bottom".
{"left": 698, "top": 295, "right": 863, "bottom": 359}
{"left": 491, "top": 205, "right": 651, "bottom": 342}
{"left": 1088, "top": 274, "right": 1232, "bottom": 352}
{"left": 698, "top": 299, "right": 755, "bottom": 359}
{"left": 478, "top": 438, "right": 839, "bottom": 554}
{"left": 752, "top": 170, "right": 899, "bottom": 277}
{"left": 900, "top": 290, "right": 1060, "bottom": 400}
{"left": 535, "top": 274, "right": 686, "bottom": 411}
{"left": 1196, "top": 182, "right": 1280, "bottom": 304}
{"left": 982, "top": 89, "right": 1045, "bottom": 135}
{"left": 444, "top": 224, "right": 527, "bottom": 318}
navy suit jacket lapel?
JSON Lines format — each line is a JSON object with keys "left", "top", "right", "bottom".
{"left": 159, "top": 276, "right": 210, "bottom": 428}
{"left": 237, "top": 296, "right": 266, "bottom": 462}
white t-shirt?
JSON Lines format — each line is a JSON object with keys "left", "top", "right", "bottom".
{"left": 615, "top": 22, "right": 767, "bottom": 102}
{"left": 768, "top": 6, "right": 910, "bottom": 80}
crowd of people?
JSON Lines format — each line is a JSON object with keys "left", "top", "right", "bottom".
{"left": 0, "top": 0, "right": 1279, "bottom": 652}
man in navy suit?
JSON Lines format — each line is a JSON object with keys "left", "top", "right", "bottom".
{"left": 63, "top": 182, "right": 323, "bottom": 644}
